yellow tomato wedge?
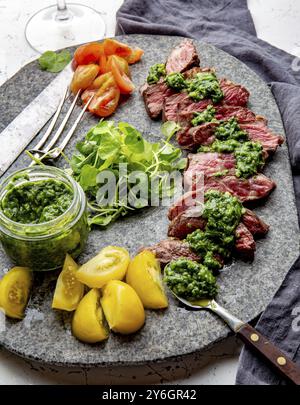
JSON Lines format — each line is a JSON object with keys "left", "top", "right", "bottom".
{"left": 101, "top": 280, "right": 145, "bottom": 334}
{"left": 70, "top": 64, "right": 100, "bottom": 94}
{"left": 72, "top": 289, "right": 109, "bottom": 343}
{"left": 76, "top": 246, "right": 130, "bottom": 288}
{"left": 52, "top": 254, "right": 84, "bottom": 311}
{"left": 126, "top": 250, "right": 168, "bottom": 309}
{"left": 0, "top": 267, "right": 32, "bottom": 319}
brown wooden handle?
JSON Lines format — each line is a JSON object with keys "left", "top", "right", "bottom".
{"left": 237, "top": 323, "right": 300, "bottom": 385}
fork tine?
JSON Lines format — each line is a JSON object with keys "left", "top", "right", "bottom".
{"left": 57, "top": 95, "right": 94, "bottom": 153}
{"left": 43, "top": 89, "right": 81, "bottom": 152}
{"left": 34, "top": 87, "right": 69, "bottom": 151}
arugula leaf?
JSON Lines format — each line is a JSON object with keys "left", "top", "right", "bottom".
{"left": 98, "top": 133, "right": 120, "bottom": 160}
{"left": 119, "top": 122, "right": 145, "bottom": 154}
{"left": 38, "top": 50, "right": 71, "bottom": 73}
{"left": 161, "top": 121, "right": 181, "bottom": 141}
{"left": 79, "top": 164, "right": 99, "bottom": 191}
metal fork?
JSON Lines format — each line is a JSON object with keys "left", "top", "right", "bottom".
{"left": 168, "top": 289, "right": 300, "bottom": 384}
{"left": 28, "top": 88, "right": 94, "bottom": 165}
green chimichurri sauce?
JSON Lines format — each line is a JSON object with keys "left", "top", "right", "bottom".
{"left": 191, "top": 105, "right": 218, "bottom": 126}
{"left": 186, "top": 190, "right": 244, "bottom": 271}
{"left": 186, "top": 72, "right": 224, "bottom": 103}
{"left": 164, "top": 258, "right": 218, "bottom": 300}
{"left": 197, "top": 117, "right": 264, "bottom": 178}
{"left": 235, "top": 141, "right": 264, "bottom": 178}
{"left": 1, "top": 179, "right": 73, "bottom": 224}
{"left": 147, "top": 63, "right": 166, "bottom": 84}
{"left": 165, "top": 72, "right": 186, "bottom": 90}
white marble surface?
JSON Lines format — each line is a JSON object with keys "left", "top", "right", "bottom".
{"left": 0, "top": 0, "right": 299, "bottom": 385}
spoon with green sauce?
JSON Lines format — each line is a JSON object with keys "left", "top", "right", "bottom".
{"left": 164, "top": 260, "right": 300, "bottom": 384}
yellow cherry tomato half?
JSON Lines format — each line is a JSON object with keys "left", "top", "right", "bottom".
{"left": 101, "top": 280, "right": 145, "bottom": 334}
{"left": 70, "top": 64, "right": 100, "bottom": 94}
{"left": 76, "top": 246, "right": 130, "bottom": 288}
{"left": 0, "top": 267, "right": 32, "bottom": 319}
{"left": 52, "top": 254, "right": 84, "bottom": 312}
{"left": 126, "top": 250, "right": 168, "bottom": 309}
{"left": 72, "top": 289, "right": 109, "bottom": 343}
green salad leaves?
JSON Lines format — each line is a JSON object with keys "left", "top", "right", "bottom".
{"left": 38, "top": 50, "right": 72, "bottom": 73}
{"left": 68, "top": 120, "right": 185, "bottom": 227}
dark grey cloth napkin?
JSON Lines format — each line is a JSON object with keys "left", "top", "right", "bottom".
{"left": 116, "top": 0, "right": 300, "bottom": 385}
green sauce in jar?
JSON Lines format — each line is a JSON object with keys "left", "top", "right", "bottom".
{"left": 0, "top": 167, "right": 89, "bottom": 271}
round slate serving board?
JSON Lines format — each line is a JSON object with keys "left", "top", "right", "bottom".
{"left": 0, "top": 35, "right": 298, "bottom": 367}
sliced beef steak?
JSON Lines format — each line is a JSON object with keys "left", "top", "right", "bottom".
{"left": 234, "top": 223, "right": 256, "bottom": 260}
{"left": 242, "top": 208, "right": 269, "bottom": 236}
{"left": 184, "top": 152, "right": 236, "bottom": 186}
{"left": 166, "top": 39, "right": 200, "bottom": 74}
{"left": 162, "top": 92, "right": 191, "bottom": 122}
{"left": 184, "top": 152, "right": 275, "bottom": 203}
{"left": 143, "top": 238, "right": 200, "bottom": 266}
{"left": 167, "top": 211, "right": 256, "bottom": 259}
{"left": 240, "top": 117, "right": 284, "bottom": 154}
{"left": 142, "top": 81, "right": 175, "bottom": 119}
{"left": 177, "top": 122, "right": 219, "bottom": 149}
{"left": 219, "top": 78, "right": 250, "bottom": 106}
{"left": 204, "top": 174, "right": 275, "bottom": 203}
{"left": 168, "top": 212, "right": 206, "bottom": 239}
{"left": 168, "top": 189, "right": 204, "bottom": 221}
{"left": 215, "top": 105, "right": 257, "bottom": 123}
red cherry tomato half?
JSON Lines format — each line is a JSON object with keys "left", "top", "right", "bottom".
{"left": 103, "top": 39, "right": 132, "bottom": 58}
{"left": 106, "top": 55, "right": 130, "bottom": 78}
{"left": 81, "top": 72, "right": 120, "bottom": 117}
{"left": 124, "top": 48, "right": 144, "bottom": 64}
{"left": 74, "top": 42, "right": 103, "bottom": 65}
{"left": 110, "top": 57, "right": 135, "bottom": 94}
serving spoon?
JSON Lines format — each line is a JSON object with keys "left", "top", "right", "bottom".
{"left": 169, "top": 291, "right": 300, "bottom": 384}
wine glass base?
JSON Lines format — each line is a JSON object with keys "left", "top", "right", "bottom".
{"left": 25, "top": 3, "right": 106, "bottom": 53}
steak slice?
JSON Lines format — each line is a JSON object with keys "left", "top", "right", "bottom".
{"left": 168, "top": 189, "right": 204, "bottom": 221}
{"left": 204, "top": 174, "right": 275, "bottom": 203}
{"left": 142, "top": 81, "right": 175, "bottom": 119}
{"left": 143, "top": 238, "right": 200, "bottom": 266}
{"left": 234, "top": 223, "right": 256, "bottom": 260}
{"left": 184, "top": 152, "right": 236, "bottom": 186}
{"left": 219, "top": 78, "right": 250, "bottom": 107}
{"left": 242, "top": 208, "right": 269, "bottom": 236}
{"left": 240, "top": 117, "right": 284, "bottom": 154}
{"left": 167, "top": 211, "right": 256, "bottom": 260}
{"left": 162, "top": 92, "right": 191, "bottom": 122}
{"left": 177, "top": 122, "right": 219, "bottom": 149}
{"left": 168, "top": 212, "right": 207, "bottom": 239}
{"left": 215, "top": 105, "right": 257, "bottom": 123}
{"left": 166, "top": 39, "right": 200, "bottom": 74}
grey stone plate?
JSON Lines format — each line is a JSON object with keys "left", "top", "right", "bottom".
{"left": 0, "top": 35, "right": 298, "bottom": 367}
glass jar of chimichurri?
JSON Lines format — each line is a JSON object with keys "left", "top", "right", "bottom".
{"left": 0, "top": 166, "right": 89, "bottom": 271}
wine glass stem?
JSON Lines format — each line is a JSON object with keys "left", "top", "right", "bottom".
{"left": 56, "top": 0, "right": 71, "bottom": 21}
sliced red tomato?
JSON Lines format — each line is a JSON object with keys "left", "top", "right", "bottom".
{"left": 124, "top": 48, "right": 144, "bottom": 64}
{"left": 106, "top": 55, "right": 130, "bottom": 77}
{"left": 103, "top": 38, "right": 132, "bottom": 58}
{"left": 81, "top": 72, "right": 120, "bottom": 117}
{"left": 70, "top": 64, "right": 100, "bottom": 94}
{"left": 110, "top": 57, "right": 135, "bottom": 94}
{"left": 99, "top": 53, "right": 108, "bottom": 74}
{"left": 74, "top": 42, "right": 103, "bottom": 65}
